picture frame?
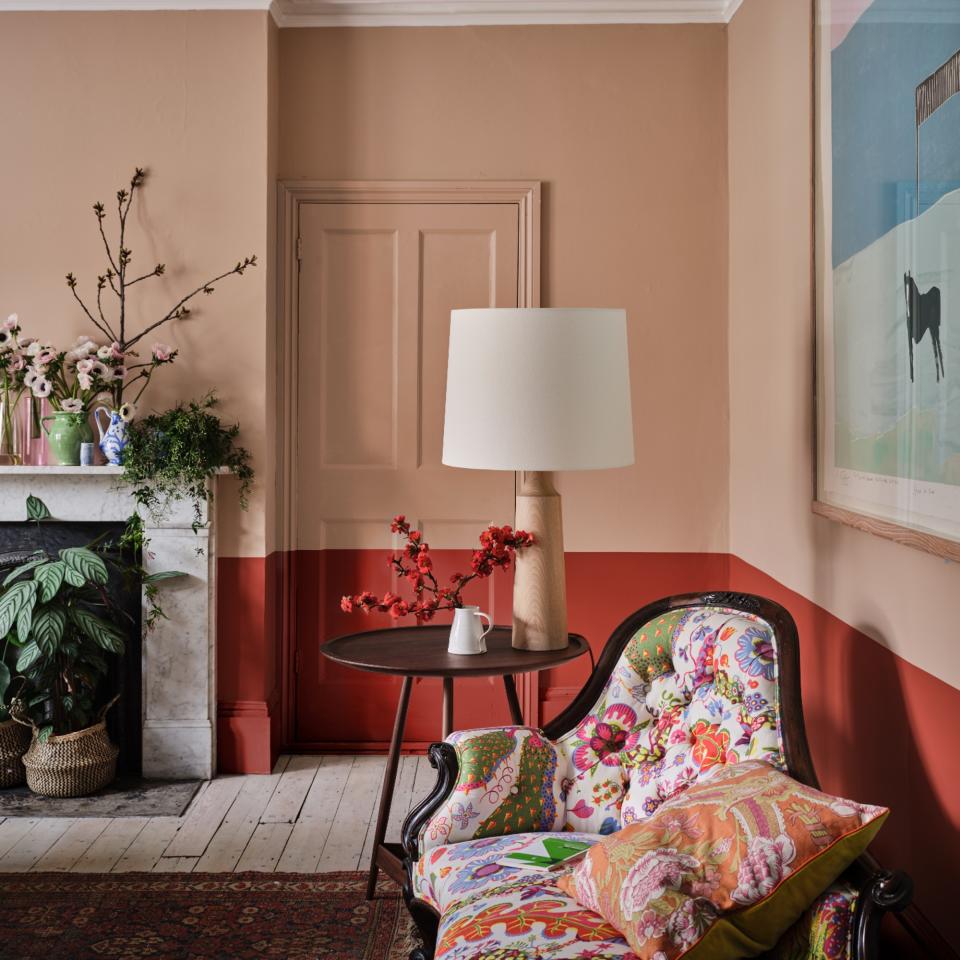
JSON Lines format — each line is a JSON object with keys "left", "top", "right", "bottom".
{"left": 814, "top": 0, "right": 960, "bottom": 562}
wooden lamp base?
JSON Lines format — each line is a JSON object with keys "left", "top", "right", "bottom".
{"left": 512, "top": 471, "right": 568, "bottom": 651}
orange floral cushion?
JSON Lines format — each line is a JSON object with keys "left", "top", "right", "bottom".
{"left": 555, "top": 761, "right": 887, "bottom": 960}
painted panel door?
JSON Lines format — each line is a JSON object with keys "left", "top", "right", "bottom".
{"left": 295, "top": 201, "right": 519, "bottom": 748}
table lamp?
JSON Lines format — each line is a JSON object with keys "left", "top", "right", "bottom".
{"left": 442, "top": 308, "right": 634, "bottom": 651}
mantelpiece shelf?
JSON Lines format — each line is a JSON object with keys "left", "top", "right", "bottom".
{"left": 0, "top": 465, "right": 124, "bottom": 475}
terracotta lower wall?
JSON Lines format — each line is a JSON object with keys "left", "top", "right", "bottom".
{"left": 727, "top": 556, "right": 960, "bottom": 950}
{"left": 214, "top": 547, "right": 960, "bottom": 944}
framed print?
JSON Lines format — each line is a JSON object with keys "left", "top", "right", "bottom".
{"left": 815, "top": 0, "right": 960, "bottom": 559}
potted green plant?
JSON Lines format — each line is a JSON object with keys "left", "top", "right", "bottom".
{"left": 121, "top": 393, "right": 254, "bottom": 533}
{"left": 0, "top": 559, "right": 31, "bottom": 786}
{"left": 0, "top": 495, "right": 179, "bottom": 797}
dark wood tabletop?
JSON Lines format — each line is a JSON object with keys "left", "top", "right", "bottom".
{"left": 321, "top": 624, "right": 589, "bottom": 678}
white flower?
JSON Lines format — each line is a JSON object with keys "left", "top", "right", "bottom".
{"left": 31, "top": 376, "right": 52, "bottom": 399}
{"left": 26, "top": 341, "right": 43, "bottom": 357}
{"left": 3, "top": 313, "right": 18, "bottom": 331}
{"left": 0, "top": 330, "right": 14, "bottom": 353}
{"left": 77, "top": 373, "right": 93, "bottom": 391}
{"left": 97, "top": 344, "right": 114, "bottom": 361}
{"left": 59, "top": 398, "right": 84, "bottom": 413}
{"left": 89, "top": 360, "right": 109, "bottom": 380}
{"left": 76, "top": 357, "right": 94, "bottom": 375}
{"left": 731, "top": 835, "right": 796, "bottom": 906}
{"left": 119, "top": 402, "right": 136, "bottom": 422}
{"left": 23, "top": 369, "right": 39, "bottom": 388}
{"left": 111, "top": 365, "right": 126, "bottom": 381}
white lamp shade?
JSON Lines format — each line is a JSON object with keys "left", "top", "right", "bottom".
{"left": 442, "top": 308, "right": 635, "bottom": 471}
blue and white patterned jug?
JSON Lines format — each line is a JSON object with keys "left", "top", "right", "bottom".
{"left": 94, "top": 407, "right": 129, "bottom": 466}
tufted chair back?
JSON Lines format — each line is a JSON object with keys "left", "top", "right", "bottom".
{"left": 552, "top": 603, "right": 786, "bottom": 835}
{"left": 413, "top": 593, "right": 815, "bottom": 855}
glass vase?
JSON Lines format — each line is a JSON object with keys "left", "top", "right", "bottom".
{"left": 0, "top": 390, "right": 26, "bottom": 466}
{"left": 24, "top": 397, "right": 49, "bottom": 466}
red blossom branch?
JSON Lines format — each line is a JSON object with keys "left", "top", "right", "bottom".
{"left": 340, "top": 515, "right": 534, "bottom": 624}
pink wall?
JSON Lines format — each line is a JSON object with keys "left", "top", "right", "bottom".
{"left": 279, "top": 23, "right": 731, "bottom": 556}
{"left": 727, "top": 0, "right": 960, "bottom": 945}
{"left": 0, "top": 11, "right": 276, "bottom": 560}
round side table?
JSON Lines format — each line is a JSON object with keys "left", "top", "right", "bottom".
{"left": 321, "top": 624, "right": 589, "bottom": 898}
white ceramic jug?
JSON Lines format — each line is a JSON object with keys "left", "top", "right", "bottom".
{"left": 448, "top": 605, "right": 493, "bottom": 655}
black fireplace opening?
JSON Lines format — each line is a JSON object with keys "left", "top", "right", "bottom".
{"left": 0, "top": 520, "right": 142, "bottom": 776}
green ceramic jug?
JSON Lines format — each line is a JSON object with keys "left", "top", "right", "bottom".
{"left": 42, "top": 411, "right": 94, "bottom": 466}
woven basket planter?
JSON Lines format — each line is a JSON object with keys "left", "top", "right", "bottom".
{"left": 21, "top": 720, "right": 119, "bottom": 798}
{"left": 0, "top": 718, "right": 30, "bottom": 788}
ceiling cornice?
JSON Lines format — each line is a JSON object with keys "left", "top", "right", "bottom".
{"left": 0, "top": 0, "right": 273, "bottom": 9}
{"left": 270, "top": 1, "right": 737, "bottom": 27}
{"left": 0, "top": 0, "right": 745, "bottom": 25}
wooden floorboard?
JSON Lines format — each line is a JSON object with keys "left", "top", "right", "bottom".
{"left": 0, "top": 754, "right": 430, "bottom": 875}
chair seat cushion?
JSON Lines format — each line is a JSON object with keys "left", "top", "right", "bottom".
{"left": 413, "top": 831, "right": 603, "bottom": 914}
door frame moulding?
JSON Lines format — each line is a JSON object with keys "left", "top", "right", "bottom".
{"left": 276, "top": 180, "right": 541, "bottom": 752}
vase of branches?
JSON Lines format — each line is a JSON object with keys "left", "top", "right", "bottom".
{"left": 58, "top": 167, "right": 256, "bottom": 465}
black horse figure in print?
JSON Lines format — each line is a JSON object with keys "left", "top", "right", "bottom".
{"left": 904, "top": 272, "right": 946, "bottom": 382}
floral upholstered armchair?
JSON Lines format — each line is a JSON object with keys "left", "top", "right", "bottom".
{"left": 400, "top": 592, "right": 912, "bottom": 960}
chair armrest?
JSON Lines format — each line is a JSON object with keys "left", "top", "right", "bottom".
{"left": 400, "top": 725, "right": 566, "bottom": 859}
{"left": 850, "top": 865, "right": 913, "bottom": 960}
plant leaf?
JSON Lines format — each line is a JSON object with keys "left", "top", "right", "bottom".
{"left": 0, "top": 661, "right": 9, "bottom": 706}
{"left": 59, "top": 547, "right": 109, "bottom": 586}
{"left": 2, "top": 554, "right": 46, "bottom": 587}
{"left": 26, "top": 495, "right": 51, "bottom": 522}
{"left": 32, "top": 607, "right": 66, "bottom": 657}
{"left": 35, "top": 562, "right": 66, "bottom": 603}
{"left": 15, "top": 641, "right": 41, "bottom": 672}
{"left": 72, "top": 608, "right": 125, "bottom": 655}
{"left": 0, "top": 581, "right": 38, "bottom": 639}
{"left": 37, "top": 725, "right": 53, "bottom": 743}
{"left": 16, "top": 601, "right": 33, "bottom": 644}
{"left": 63, "top": 566, "right": 85, "bottom": 588}
{"left": 142, "top": 570, "right": 187, "bottom": 583}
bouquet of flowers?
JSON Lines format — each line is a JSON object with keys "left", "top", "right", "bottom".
{"left": 341, "top": 515, "right": 534, "bottom": 623}
{"left": 20, "top": 333, "right": 177, "bottom": 420}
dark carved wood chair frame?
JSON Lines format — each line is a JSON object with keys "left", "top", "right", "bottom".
{"left": 400, "top": 591, "right": 915, "bottom": 960}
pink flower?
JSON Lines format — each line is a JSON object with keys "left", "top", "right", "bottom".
{"left": 731, "top": 834, "right": 796, "bottom": 905}
{"left": 76, "top": 358, "right": 95, "bottom": 375}
{"left": 152, "top": 342, "right": 174, "bottom": 362}
{"left": 35, "top": 349, "right": 57, "bottom": 366}
{"left": 568, "top": 799, "right": 594, "bottom": 819}
{"left": 109, "top": 341, "right": 125, "bottom": 361}
{"left": 619, "top": 847, "right": 700, "bottom": 919}
{"left": 572, "top": 702, "right": 641, "bottom": 771}
{"left": 666, "top": 898, "right": 716, "bottom": 947}
{"left": 2, "top": 314, "right": 18, "bottom": 331}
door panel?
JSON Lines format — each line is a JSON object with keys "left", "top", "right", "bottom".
{"left": 295, "top": 200, "right": 521, "bottom": 747}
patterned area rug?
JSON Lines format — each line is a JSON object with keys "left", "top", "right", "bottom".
{"left": 0, "top": 872, "right": 420, "bottom": 959}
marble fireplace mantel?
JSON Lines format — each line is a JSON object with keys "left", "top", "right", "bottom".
{"left": 0, "top": 466, "right": 217, "bottom": 780}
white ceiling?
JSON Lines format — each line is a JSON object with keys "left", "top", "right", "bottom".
{"left": 0, "top": 0, "right": 746, "bottom": 26}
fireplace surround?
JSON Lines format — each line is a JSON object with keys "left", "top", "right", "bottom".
{"left": 0, "top": 467, "right": 217, "bottom": 780}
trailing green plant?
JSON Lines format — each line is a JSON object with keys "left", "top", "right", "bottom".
{"left": 0, "top": 495, "right": 183, "bottom": 738}
{"left": 120, "top": 393, "right": 254, "bottom": 533}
